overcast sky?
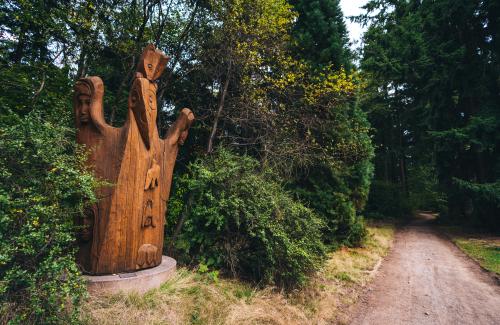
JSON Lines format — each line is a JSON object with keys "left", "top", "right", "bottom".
{"left": 340, "top": 0, "right": 368, "bottom": 48}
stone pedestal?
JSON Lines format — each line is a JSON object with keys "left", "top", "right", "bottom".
{"left": 85, "top": 256, "right": 176, "bottom": 295}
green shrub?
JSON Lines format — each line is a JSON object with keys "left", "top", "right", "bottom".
{"left": 288, "top": 102, "right": 373, "bottom": 247}
{"left": 343, "top": 217, "right": 368, "bottom": 247}
{"left": 0, "top": 113, "right": 97, "bottom": 324}
{"left": 291, "top": 162, "right": 371, "bottom": 247}
{"left": 166, "top": 149, "right": 326, "bottom": 288}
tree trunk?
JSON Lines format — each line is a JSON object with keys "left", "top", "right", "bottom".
{"left": 168, "top": 193, "right": 194, "bottom": 255}
{"left": 12, "top": 26, "right": 26, "bottom": 63}
{"left": 400, "top": 157, "right": 409, "bottom": 197}
{"left": 76, "top": 46, "right": 87, "bottom": 80}
{"left": 207, "top": 62, "right": 232, "bottom": 153}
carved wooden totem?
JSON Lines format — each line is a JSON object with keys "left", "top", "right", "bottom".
{"left": 74, "top": 45, "right": 194, "bottom": 274}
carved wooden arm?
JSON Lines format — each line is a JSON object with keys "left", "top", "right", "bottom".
{"left": 166, "top": 108, "right": 195, "bottom": 146}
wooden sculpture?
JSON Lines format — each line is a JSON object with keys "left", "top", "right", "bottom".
{"left": 74, "top": 44, "right": 194, "bottom": 275}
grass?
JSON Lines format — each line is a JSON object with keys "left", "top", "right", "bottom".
{"left": 440, "top": 225, "right": 500, "bottom": 275}
{"left": 453, "top": 238, "right": 500, "bottom": 275}
{"left": 80, "top": 224, "right": 395, "bottom": 325}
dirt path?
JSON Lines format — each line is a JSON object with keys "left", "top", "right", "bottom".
{"left": 349, "top": 213, "right": 500, "bottom": 325}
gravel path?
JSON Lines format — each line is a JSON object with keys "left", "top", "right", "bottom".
{"left": 350, "top": 213, "right": 500, "bottom": 325}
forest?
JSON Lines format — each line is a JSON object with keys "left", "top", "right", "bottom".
{"left": 0, "top": 0, "right": 499, "bottom": 323}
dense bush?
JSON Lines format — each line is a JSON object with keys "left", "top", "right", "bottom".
{"left": 0, "top": 113, "right": 97, "bottom": 324}
{"left": 292, "top": 163, "right": 369, "bottom": 247}
{"left": 0, "top": 63, "right": 97, "bottom": 323}
{"left": 166, "top": 149, "right": 326, "bottom": 288}
{"left": 290, "top": 103, "right": 373, "bottom": 247}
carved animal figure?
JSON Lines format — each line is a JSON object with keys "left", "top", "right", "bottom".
{"left": 74, "top": 44, "right": 194, "bottom": 274}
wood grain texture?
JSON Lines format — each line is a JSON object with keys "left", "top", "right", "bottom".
{"left": 74, "top": 44, "right": 194, "bottom": 275}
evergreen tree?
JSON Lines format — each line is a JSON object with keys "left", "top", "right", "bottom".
{"left": 360, "top": 0, "right": 500, "bottom": 229}
{"left": 287, "top": 1, "right": 373, "bottom": 244}
{"left": 290, "top": 0, "right": 352, "bottom": 69}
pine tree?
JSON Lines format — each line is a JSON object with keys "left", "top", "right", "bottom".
{"left": 360, "top": 0, "right": 500, "bottom": 228}
{"left": 290, "top": 0, "right": 352, "bottom": 69}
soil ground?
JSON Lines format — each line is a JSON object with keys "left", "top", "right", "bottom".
{"left": 349, "top": 213, "right": 500, "bottom": 325}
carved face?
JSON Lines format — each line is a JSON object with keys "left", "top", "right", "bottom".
{"left": 137, "top": 44, "right": 169, "bottom": 81}
{"left": 75, "top": 83, "right": 92, "bottom": 124}
{"left": 81, "top": 207, "right": 95, "bottom": 241}
{"left": 179, "top": 130, "right": 189, "bottom": 145}
{"left": 129, "top": 78, "right": 159, "bottom": 149}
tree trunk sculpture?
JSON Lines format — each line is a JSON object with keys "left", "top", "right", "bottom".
{"left": 73, "top": 44, "right": 194, "bottom": 274}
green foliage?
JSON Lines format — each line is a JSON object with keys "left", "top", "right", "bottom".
{"left": 0, "top": 64, "right": 73, "bottom": 123}
{"left": 360, "top": 0, "right": 500, "bottom": 226}
{"left": 367, "top": 165, "right": 445, "bottom": 219}
{"left": 407, "top": 165, "right": 447, "bottom": 212}
{"left": 290, "top": 0, "right": 352, "bottom": 69}
{"left": 292, "top": 163, "right": 370, "bottom": 247}
{"left": 0, "top": 113, "right": 97, "bottom": 324}
{"left": 345, "top": 217, "right": 368, "bottom": 247}
{"left": 451, "top": 179, "right": 500, "bottom": 231}
{"left": 166, "top": 149, "right": 326, "bottom": 288}
{"left": 161, "top": 0, "right": 372, "bottom": 287}
{"left": 284, "top": 0, "right": 372, "bottom": 245}
{"left": 366, "top": 180, "right": 412, "bottom": 219}
{"left": 0, "top": 56, "right": 97, "bottom": 322}
{"left": 290, "top": 102, "right": 373, "bottom": 246}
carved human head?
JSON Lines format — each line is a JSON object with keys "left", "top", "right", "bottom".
{"left": 81, "top": 206, "right": 95, "bottom": 242}
{"left": 74, "top": 81, "right": 92, "bottom": 124}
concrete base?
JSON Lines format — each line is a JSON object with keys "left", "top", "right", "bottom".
{"left": 85, "top": 256, "right": 176, "bottom": 295}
